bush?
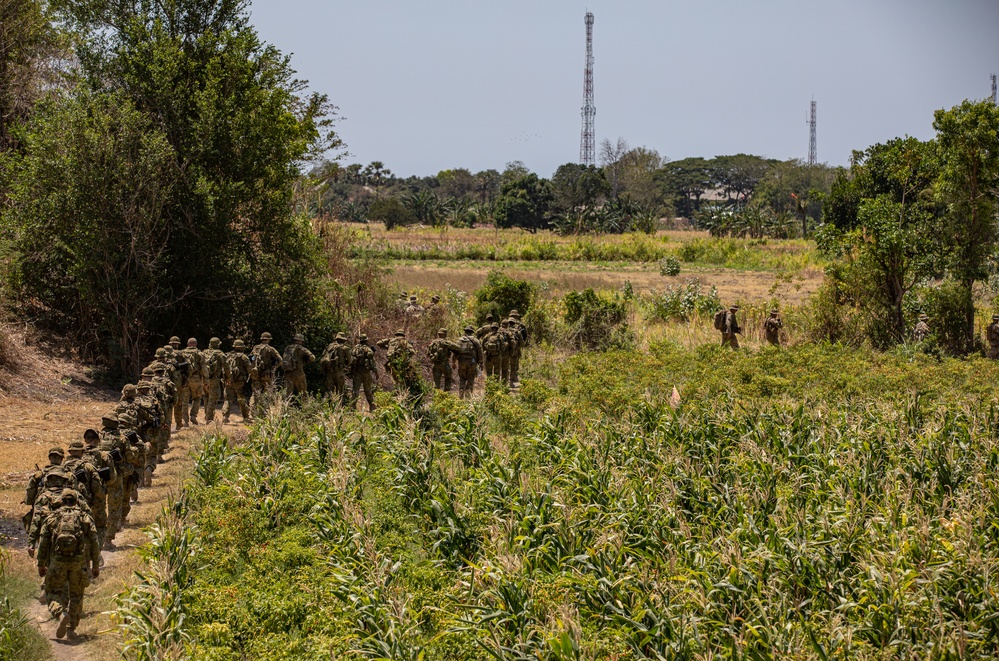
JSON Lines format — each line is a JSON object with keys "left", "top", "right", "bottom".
{"left": 473, "top": 271, "right": 533, "bottom": 324}
{"left": 646, "top": 278, "right": 721, "bottom": 322}
{"left": 367, "top": 197, "right": 416, "bottom": 230}
{"left": 914, "top": 279, "right": 975, "bottom": 355}
{"left": 658, "top": 255, "right": 681, "bottom": 276}
{"left": 563, "top": 288, "right": 632, "bottom": 350}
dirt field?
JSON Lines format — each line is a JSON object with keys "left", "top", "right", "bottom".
{"left": 385, "top": 261, "right": 824, "bottom": 304}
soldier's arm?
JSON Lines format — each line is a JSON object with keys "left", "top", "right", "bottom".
{"left": 305, "top": 348, "right": 316, "bottom": 364}
{"left": 36, "top": 517, "right": 51, "bottom": 566}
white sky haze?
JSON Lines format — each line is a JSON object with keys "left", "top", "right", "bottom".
{"left": 249, "top": 0, "right": 999, "bottom": 177}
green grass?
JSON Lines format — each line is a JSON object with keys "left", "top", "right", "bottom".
{"left": 119, "top": 343, "right": 999, "bottom": 660}
{"left": 0, "top": 550, "right": 51, "bottom": 661}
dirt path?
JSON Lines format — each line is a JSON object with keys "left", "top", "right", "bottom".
{"left": 0, "top": 395, "right": 239, "bottom": 661}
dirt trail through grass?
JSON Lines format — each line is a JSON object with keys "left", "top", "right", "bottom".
{"left": 0, "top": 394, "right": 222, "bottom": 660}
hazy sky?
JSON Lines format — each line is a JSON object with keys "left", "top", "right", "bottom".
{"left": 249, "top": 0, "right": 999, "bottom": 178}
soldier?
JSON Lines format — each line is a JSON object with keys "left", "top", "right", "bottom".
{"left": 150, "top": 366, "right": 176, "bottom": 461}
{"left": 721, "top": 305, "right": 741, "bottom": 349}
{"left": 482, "top": 323, "right": 505, "bottom": 378}
{"left": 202, "top": 337, "right": 227, "bottom": 422}
{"left": 914, "top": 314, "right": 930, "bottom": 342}
{"left": 62, "top": 440, "right": 103, "bottom": 517}
{"left": 351, "top": 334, "right": 379, "bottom": 412}
{"left": 508, "top": 309, "right": 527, "bottom": 344}
{"left": 180, "top": 338, "right": 208, "bottom": 425}
{"left": 136, "top": 381, "right": 162, "bottom": 486}
{"left": 282, "top": 333, "right": 315, "bottom": 397}
{"left": 499, "top": 319, "right": 516, "bottom": 384}
{"left": 383, "top": 330, "right": 420, "bottom": 396}
{"left": 455, "top": 326, "right": 483, "bottom": 399}
{"left": 36, "top": 490, "right": 100, "bottom": 639}
{"left": 427, "top": 295, "right": 441, "bottom": 310}
{"left": 763, "top": 309, "right": 783, "bottom": 347}
{"left": 99, "top": 412, "right": 129, "bottom": 548}
{"left": 224, "top": 339, "right": 253, "bottom": 423}
{"left": 988, "top": 314, "right": 999, "bottom": 359}
{"left": 396, "top": 292, "right": 409, "bottom": 310}
{"left": 404, "top": 295, "right": 424, "bottom": 320}
{"left": 250, "top": 332, "right": 282, "bottom": 411}
{"left": 507, "top": 312, "right": 525, "bottom": 386}
{"left": 428, "top": 328, "right": 459, "bottom": 391}
{"left": 27, "top": 467, "right": 90, "bottom": 558}
{"left": 82, "top": 429, "right": 113, "bottom": 548}
{"left": 476, "top": 314, "right": 495, "bottom": 339}
{"left": 23, "top": 447, "right": 66, "bottom": 531}
{"left": 320, "top": 333, "right": 353, "bottom": 405}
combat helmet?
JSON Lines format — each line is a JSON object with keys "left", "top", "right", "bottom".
{"left": 293, "top": 333, "right": 305, "bottom": 343}
{"left": 68, "top": 440, "right": 85, "bottom": 453}
{"left": 122, "top": 384, "right": 137, "bottom": 398}
{"left": 155, "top": 348, "right": 166, "bottom": 359}
{"left": 233, "top": 339, "right": 245, "bottom": 349}
{"left": 48, "top": 446, "right": 65, "bottom": 460}
{"left": 169, "top": 336, "right": 181, "bottom": 346}
{"left": 260, "top": 332, "right": 273, "bottom": 341}
{"left": 394, "top": 330, "right": 405, "bottom": 337}
{"left": 437, "top": 328, "right": 447, "bottom": 337}
{"left": 187, "top": 337, "right": 198, "bottom": 347}
{"left": 209, "top": 337, "right": 221, "bottom": 348}
{"left": 335, "top": 332, "right": 347, "bottom": 342}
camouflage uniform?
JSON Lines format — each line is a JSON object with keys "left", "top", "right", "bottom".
{"left": 27, "top": 472, "right": 92, "bottom": 555}
{"left": 151, "top": 367, "right": 176, "bottom": 462}
{"left": 36, "top": 491, "right": 100, "bottom": 638}
{"left": 404, "top": 295, "right": 424, "bottom": 323}
{"left": 99, "top": 412, "right": 130, "bottom": 546}
{"left": 224, "top": 340, "right": 252, "bottom": 423}
{"left": 282, "top": 334, "right": 316, "bottom": 397}
{"left": 250, "top": 332, "right": 282, "bottom": 412}
{"left": 482, "top": 323, "right": 505, "bottom": 378}
{"left": 499, "top": 320, "right": 517, "bottom": 384}
{"left": 475, "top": 315, "right": 496, "bottom": 340}
{"left": 82, "top": 430, "right": 113, "bottom": 547}
{"left": 62, "top": 441, "right": 103, "bottom": 518}
{"left": 913, "top": 315, "right": 930, "bottom": 342}
{"left": 428, "top": 328, "right": 459, "bottom": 391}
{"left": 988, "top": 315, "right": 999, "bottom": 359}
{"left": 165, "top": 340, "right": 186, "bottom": 428}
{"left": 455, "top": 327, "right": 483, "bottom": 398}
{"left": 22, "top": 447, "right": 65, "bottom": 532}
{"left": 202, "top": 337, "right": 227, "bottom": 422}
{"left": 382, "top": 331, "right": 419, "bottom": 396}
{"left": 136, "top": 381, "right": 163, "bottom": 486}
{"left": 721, "top": 307, "right": 741, "bottom": 349}
{"left": 351, "top": 335, "right": 378, "bottom": 412}
{"left": 763, "top": 310, "right": 783, "bottom": 347}
{"left": 179, "top": 338, "right": 208, "bottom": 425}
{"left": 321, "top": 333, "right": 353, "bottom": 404}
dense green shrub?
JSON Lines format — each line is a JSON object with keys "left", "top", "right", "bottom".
{"left": 645, "top": 278, "right": 721, "bottom": 322}
{"left": 472, "top": 271, "right": 533, "bottom": 324}
{"left": 658, "top": 255, "right": 681, "bottom": 276}
{"left": 367, "top": 197, "right": 416, "bottom": 230}
{"left": 563, "top": 288, "right": 631, "bottom": 350}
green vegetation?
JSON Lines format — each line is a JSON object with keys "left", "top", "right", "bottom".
{"left": 0, "top": 549, "right": 50, "bottom": 660}
{"left": 120, "top": 343, "right": 999, "bottom": 659}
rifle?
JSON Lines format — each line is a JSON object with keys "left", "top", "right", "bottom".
{"left": 97, "top": 467, "right": 112, "bottom": 483}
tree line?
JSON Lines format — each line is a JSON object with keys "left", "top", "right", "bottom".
{"left": 301, "top": 146, "right": 842, "bottom": 237}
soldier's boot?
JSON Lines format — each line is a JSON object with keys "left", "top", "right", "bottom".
{"left": 56, "top": 611, "right": 70, "bottom": 638}
{"left": 130, "top": 482, "right": 139, "bottom": 502}
{"left": 143, "top": 467, "right": 153, "bottom": 487}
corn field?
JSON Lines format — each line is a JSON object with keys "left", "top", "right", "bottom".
{"left": 115, "top": 353, "right": 999, "bottom": 661}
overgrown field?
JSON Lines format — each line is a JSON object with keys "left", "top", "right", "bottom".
{"left": 344, "top": 224, "right": 824, "bottom": 273}
{"left": 122, "top": 345, "right": 999, "bottom": 659}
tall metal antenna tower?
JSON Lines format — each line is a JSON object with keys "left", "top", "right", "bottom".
{"left": 807, "top": 100, "right": 817, "bottom": 166}
{"left": 579, "top": 12, "right": 596, "bottom": 166}
{"left": 992, "top": 74, "right": 997, "bottom": 104}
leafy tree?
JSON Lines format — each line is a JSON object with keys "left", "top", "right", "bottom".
{"left": 660, "top": 157, "right": 712, "bottom": 217}
{"left": 4, "top": 0, "right": 340, "bottom": 373}
{"left": 493, "top": 173, "right": 552, "bottom": 232}
{"left": 550, "top": 163, "right": 608, "bottom": 214}
{"left": 437, "top": 168, "right": 476, "bottom": 200}
{"left": 368, "top": 197, "right": 415, "bottom": 230}
{"left": 616, "top": 146, "right": 664, "bottom": 207}
{"left": 404, "top": 189, "right": 440, "bottom": 226}
{"left": 711, "top": 154, "right": 774, "bottom": 207}
{"left": 473, "top": 169, "right": 501, "bottom": 204}
{"left": 599, "top": 137, "right": 629, "bottom": 199}
{"left": 933, "top": 99, "right": 999, "bottom": 347}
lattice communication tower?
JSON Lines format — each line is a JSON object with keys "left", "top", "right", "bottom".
{"left": 807, "top": 100, "right": 817, "bottom": 166}
{"left": 579, "top": 12, "right": 596, "bottom": 166}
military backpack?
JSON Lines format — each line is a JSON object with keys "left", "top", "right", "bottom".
{"left": 282, "top": 345, "right": 301, "bottom": 372}
{"left": 713, "top": 309, "right": 727, "bottom": 331}
{"left": 52, "top": 507, "right": 86, "bottom": 557}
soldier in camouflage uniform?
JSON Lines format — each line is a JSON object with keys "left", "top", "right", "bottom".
{"left": 136, "top": 381, "right": 163, "bottom": 486}
{"left": 99, "top": 412, "right": 129, "bottom": 548}
{"left": 455, "top": 326, "right": 483, "bottom": 399}
{"left": 202, "top": 337, "right": 227, "bottom": 422}
{"left": 428, "top": 328, "right": 461, "bottom": 391}
{"left": 321, "top": 333, "right": 353, "bottom": 405}
{"left": 499, "top": 319, "right": 516, "bottom": 384}
{"left": 763, "top": 309, "right": 783, "bottom": 347}
{"left": 913, "top": 314, "right": 930, "bottom": 342}
{"left": 83, "top": 429, "right": 113, "bottom": 548}
{"left": 404, "top": 295, "right": 424, "bottom": 322}
{"left": 23, "top": 447, "right": 65, "bottom": 532}
{"left": 180, "top": 337, "right": 208, "bottom": 425}
{"left": 250, "top": 332, "right": 282, "bottom": 412}
{"left": 163, "top": 342, "right": 186, "bottom": 429}
{"left": 119, "top": 410, "right": 147, "bottom": 515}
{"left": 27, "top": 468, "right": 91, "bottom": 557}
{"left": 721, "top": 306, "right": 741, "bottom": 349}
{"left": 62, "top": 440, "right": 103, "bottom": 525}
{"left": 476, "top": 314, "right": 495, "bottom": 340}
{"left": 224, "top": 339, "right": 252, "bottom": 423}
{"left": 381, "top": 330, "right": 420, "bottom": 396}
{"left": 282, "top": 333, "right": 315, "bottom": 397}
{"left": 482, "top": 323, "right": 505, "bottom": 378}
{"left": 988, "top": 314, "right": 999, "bottom": 359}
{"left": 36, "top": 490, "right": 100, "bottom": 639}
{"left": 508, "top": 310, "right": 526, "bottom": 386}
{"left": 351, "top": 334, "right": 379, "bottom": 412}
